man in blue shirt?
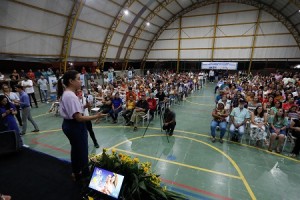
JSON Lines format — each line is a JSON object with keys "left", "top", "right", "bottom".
{"left": 15, "top": 85, "right": 39, "bottom": 135}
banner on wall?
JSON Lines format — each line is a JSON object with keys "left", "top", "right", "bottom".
{"left": 201, "top": 62, "right": 238, "bottom": 70}
{"left": 48, "top": 76, "right": 57, "bottom": 93}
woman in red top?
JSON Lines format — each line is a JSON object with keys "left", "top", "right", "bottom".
{"left": 27, "top": 69, "right": 35, "bottom": 81}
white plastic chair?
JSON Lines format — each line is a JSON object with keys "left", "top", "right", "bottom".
{"left": 141, "top": 110, "right": 150, "bottom": 126}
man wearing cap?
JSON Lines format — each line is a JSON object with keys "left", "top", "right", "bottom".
{"left": 229, "top": 98, "right": 250, "bottom": 142}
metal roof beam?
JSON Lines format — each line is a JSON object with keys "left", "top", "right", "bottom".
{"left": 141, "top": 0, "right": 300, "bottom": 68}
{"left": 60, "top": 0, "right": 85, "bottom": 72}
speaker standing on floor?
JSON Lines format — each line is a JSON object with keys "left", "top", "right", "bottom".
{"left": 0, "top": 131, "right": 21, "bottom": 155}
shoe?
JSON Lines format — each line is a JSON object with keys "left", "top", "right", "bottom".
{"left": 112, "top": 120, "right": 117, "bottom": 124}
{"left": 268, "top": 147, "right": 272, "bottom": 152}
{"left": 168, "top": 131, "right": 173, "bottom": 136}
{"left": 94, "top": 143, "right": 99, "bottom": 148}
{"left": 20, "top": 132, "right": 26, "bottom": 136}
{"left": 289, "top": 153, "right": 297, "bottom": 158}
{"left": 219, "top": 138, "right": 223, "bottom": 143}
{"left": 36, "top": 105, "right": 38, "bottom": 108}
{"left": 212, "top": 137, "right": 216, "bottom": 143}
{"left": 276, "top": 148, "right": 281, "bottom": 154}
{"left": 133, "top": 127, "right": 138, "bottom": 131}
{"left": 31, "top": 130, "right": 40, "bottom": 133}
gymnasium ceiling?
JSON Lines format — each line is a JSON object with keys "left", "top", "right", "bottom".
{"left": 0, "top": 0, "right": 300, "bottom": 66}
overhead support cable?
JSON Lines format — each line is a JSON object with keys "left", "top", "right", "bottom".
{"left": 141, "top": 0, "right": 300, "bottom": 68}
{"left": 60, "top": 0, "right": 85, "bottom": 72}
{"left": 97, "top": 0, "right": 135, "bottom": 70}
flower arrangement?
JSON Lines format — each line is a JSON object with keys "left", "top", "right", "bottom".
{"left": 86, "top": 148, "right": 186, "bottom": 200}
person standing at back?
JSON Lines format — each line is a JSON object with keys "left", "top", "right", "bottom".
{"left": 75, "top": 88, "right": 99, "bottom": 148}
{"left": 37, "top": 75, "right": 49, "bottom": 103}
{"left": 57, "top": 70, "right": 105, "bottom": 181}
{"left": 21, "top": 76, "right": 38, "bottom": 108}
{"left": 15, "top": 85, "right": 39, "bottom": 135}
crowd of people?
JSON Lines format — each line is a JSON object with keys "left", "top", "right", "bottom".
{"left": 1, "top": 67, "right": 300, "bottom": 189}
{"left": 211, "top": 70, "right": 300, "bottom": 157}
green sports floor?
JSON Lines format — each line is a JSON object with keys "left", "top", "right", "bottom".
{"left": 23, "top": 83, "right": 300, "bottom": 200}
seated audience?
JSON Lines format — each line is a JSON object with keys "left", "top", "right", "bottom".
{"left": 229, "top": 99, "right": 250, "bottom": 142}
{"left": 210, "top": 102, "right": 229, "bottom": 143}
{"left": 249, "top": 106, "right": 268, "bottom": 145}
{"left": 109, "top": 93, "right": 123, "bottom": 124}
{"left": 268, "top": 108, "right": 288, "bottom": 153}
{"left": 289, "top": 119, "right": 300, "bottom": 158}
{"left": 122, "top": 95, "right": 135, "bottom": 124}
{"left": 127, "top": 94, "right": 148, "bottom": 131}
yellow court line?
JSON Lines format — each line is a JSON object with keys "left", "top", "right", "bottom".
{"left": 114, "top": 147, "right": 241, "bottom": 180}
{"left": 172, "top": 135, "right": 256, "bottom": 200}
{"left": 108, "top": 134, "right": 254, "bottom": 199}
{"left": 34, "top": 125, "right": 300, "bottom": 163}
{"left": 33, "top": 113, "right": 50, "bottom": 119}
{"left": 94, "top": 126, "right": 300, "bottom": 163}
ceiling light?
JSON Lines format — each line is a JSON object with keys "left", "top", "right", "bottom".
{"left": 124, "top": 9, "right": 129, "bottom": 15}
{"left": 146, "top": 22, "right": 150, "bottom": 26}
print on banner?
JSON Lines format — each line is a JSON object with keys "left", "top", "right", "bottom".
{"left": 201, "top": 62, "right": 238, "bottom": 70}
{"left": 48, "top": 76, "right": 58, "bottom": 93}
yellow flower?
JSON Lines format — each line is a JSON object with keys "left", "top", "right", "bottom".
{"left": 133, "top": 157, "right": 139, "bottom": 163}
{"left": 111, "top": 149, "right": 116, "bottom": 154}
{"left": 143, "top": 167, "right": 149, "bottom": 173}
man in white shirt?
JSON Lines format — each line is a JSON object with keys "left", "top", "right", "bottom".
{"left": 37, "top": 75, "right": 49, "bottom": 103}
{"left": 209, "top": 69, "right": 214, "bottom": 83}
{"left": 21, "top": 76, "right": 38, "bottom": 108}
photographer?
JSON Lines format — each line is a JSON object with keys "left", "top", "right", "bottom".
{"left": 163, "top": 108, "right": 176, "bottom": 136}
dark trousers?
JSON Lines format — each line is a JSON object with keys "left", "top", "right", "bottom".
{"left": 163, "top": 121, "right": 176, "bottom": 133}
{"left": 109, "top": 107, "right": 122, "bottom": 121}
{"left": 86, "top": 120, "right": 98, "bottom": 145}
{"left": 15, "top": 105, "right": 22, "bottom": 126}
{"left": 28, "top": 92, "right": 38, "bottom": 107}
{"left": 62, "top": 119, "right": 88, "bottom": 176}
{"left": 122, "top": 109, "right": 133, "bottom": 123}
{"left": 291, "top": 131, "right": 300, "bottom": 155}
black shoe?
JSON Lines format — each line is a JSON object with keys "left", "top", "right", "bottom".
{"left": 94, "top": 143, "right": 99, "bottom": 148}
{"left": 31, "top": 130, "right": 40, "bottom": 133}
{"left": 133, "top": 127, "right": 138, "bottom": 131}
{"left": 168, "top": 131, "right": 173, "bottom": 136}
{"left": 212, "top": 137, "right": 216, "bottom": 143}
{"left": 126, "top": 122, "right": 132, "bottom": 126}
{"left": 20, "top": 132, "right": 26, "bottom": 135}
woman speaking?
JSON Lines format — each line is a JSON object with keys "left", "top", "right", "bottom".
{"left": 57, "top": 70, "right": 105, "bottom": 181}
